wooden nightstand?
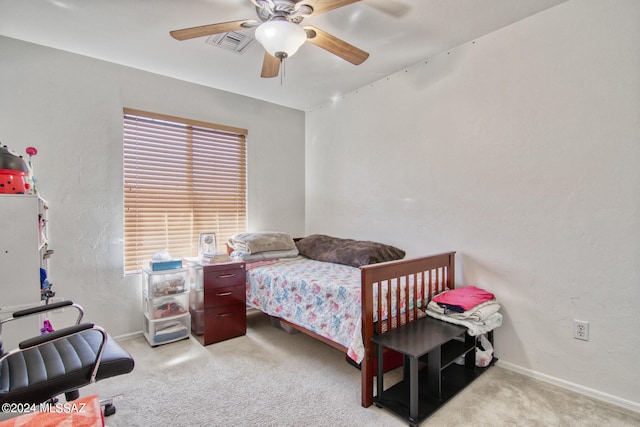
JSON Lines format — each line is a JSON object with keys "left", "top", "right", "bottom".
{"left": 201, "top": 261, "right": 246, "bottom": 345}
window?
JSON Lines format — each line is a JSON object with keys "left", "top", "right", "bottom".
{"left": 123, "top": 108, "right": 247, "bottom": 274}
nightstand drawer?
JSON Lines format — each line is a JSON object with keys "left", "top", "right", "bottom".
{"left": 204, "top": 284, "right": 244, "bottom": 308}
{"left": 204, "top": 303, "right": 246, "bottom": 344}
{"left": 204, "top": 266, "right": 245, "bottom": 289}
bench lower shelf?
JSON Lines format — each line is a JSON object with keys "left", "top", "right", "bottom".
{"left": 373, "top": 362, "right": 494, "bottom": 425}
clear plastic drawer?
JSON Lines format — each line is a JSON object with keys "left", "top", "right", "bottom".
{"left": 143, "top": 267, "right": 189, "bottom": 298}
{"left": 143, "top": 292, "right": 189, "bottom": 320}
{"left": 143, "top": 313, "right": 190, "bottom": 346}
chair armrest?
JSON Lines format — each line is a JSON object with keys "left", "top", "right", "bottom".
{"left": 18, "top": 322, "right": 95, "bottom": 350}
{"left": 2, "top": 301, "right": 84, "bottom": 327}
{"left": 12, "top": 300, "right": 74, "bottom": 317}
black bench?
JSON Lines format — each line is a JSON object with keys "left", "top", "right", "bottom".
{"left": 371, "top": 316, "right": 493, "bottom": 426}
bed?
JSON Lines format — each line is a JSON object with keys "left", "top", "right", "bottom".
{"left": 228, "top": 233, "right": 455, "bottom": 408}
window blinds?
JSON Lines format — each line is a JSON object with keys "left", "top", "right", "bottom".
{"left": 123, "top": 108, "right": 247, "bottom": 273}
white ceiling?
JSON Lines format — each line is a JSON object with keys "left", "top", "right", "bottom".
{"left": 0, "top": 0, "right": 567, "bottom": 111}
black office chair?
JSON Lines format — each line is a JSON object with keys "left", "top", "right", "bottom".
{"left": 0, "top": 300, "right": 135, "bottom": 416}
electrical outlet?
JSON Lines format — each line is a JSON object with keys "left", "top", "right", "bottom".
{"left": 574, "top": 320, "right": 589, "bottom": 341}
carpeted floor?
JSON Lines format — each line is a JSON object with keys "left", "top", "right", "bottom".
{"left": 83, "top": 310, "right": 638, "bottom": 427}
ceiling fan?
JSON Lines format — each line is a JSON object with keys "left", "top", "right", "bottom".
{"left": 170, "top": 0, "right": 399, "bottom": 78}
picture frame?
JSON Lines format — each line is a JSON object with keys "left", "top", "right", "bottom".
{"left": 198, "top": 232, "right": 217, "bottom": 258}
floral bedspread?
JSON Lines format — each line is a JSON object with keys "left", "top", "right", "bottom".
{"left": 245, "top": 257, "right": 426, "bottom": 363}
{"left": 246, "top": 257, "right": 367, "bottom": 362}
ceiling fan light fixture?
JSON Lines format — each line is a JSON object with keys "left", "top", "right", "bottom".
{"left": 255, "top": 19, "right": 307, "bottom": 59}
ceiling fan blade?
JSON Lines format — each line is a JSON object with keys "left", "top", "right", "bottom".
{"left": 304, "top": 26, "right": 369, "bottom": 65}
{"left": 261, "top": 52, "right": 281, "bottom": 78}
{"left": 302, "top": 0, "right": 361, "bottom": 16}
{"left": 170, "top": 20, "right": 256, "bottom": 41}
{"left": 301, "top": 0, "right": 409, "bottom": 17}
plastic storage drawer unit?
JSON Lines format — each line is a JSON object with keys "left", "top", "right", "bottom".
{"left": 142, "top": 266, "right": 191, "bottom": 346}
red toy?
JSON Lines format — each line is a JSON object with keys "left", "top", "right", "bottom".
{"left": 0, "top": 145, "right": 30, "bottom": 194}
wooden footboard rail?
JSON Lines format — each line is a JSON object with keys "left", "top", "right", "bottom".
{"left": 359, "top": 251, "right": 456, "bottom": 407}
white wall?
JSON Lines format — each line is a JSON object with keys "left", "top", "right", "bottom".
{"left": 0, "top": 36, "right": 305, "bottom": 337}
{"left": 305, "top": 0, "right": 639, "bottom": 410}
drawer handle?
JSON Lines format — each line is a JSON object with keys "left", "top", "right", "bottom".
{"left": 215, "top": 291, "right": 233, "bottom": 297}
{"left": 217, "top": 312, "right": 234, "bottom": 317}
{"left": 217, "top": 273, "right": 235, "bottom": 279}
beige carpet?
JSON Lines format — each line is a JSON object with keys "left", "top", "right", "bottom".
{"left": 82, "top": 310, "right": 639, "bottom": 427}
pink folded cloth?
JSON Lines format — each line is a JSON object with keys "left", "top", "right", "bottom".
{"left": 432, "top": 285, "right": 495, "bottom": 311}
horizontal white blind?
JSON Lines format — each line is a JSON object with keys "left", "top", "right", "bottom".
{"left": 123, "top": 108, "right": 247, "bottom": 273}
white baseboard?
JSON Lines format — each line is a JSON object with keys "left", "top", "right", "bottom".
{"left": 496, "top": 360, "right": 640, "bottom": 414}
{"left": 113, "top": 330, "right": 143, "bottom": 341}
